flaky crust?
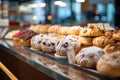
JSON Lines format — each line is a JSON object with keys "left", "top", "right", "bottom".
{"left": 79, "top": 26, "right": 103, "bottom": 37}
{"left": 104, "top": 42, "right": 120, "bottom": 53}
{"left": 93, "top": 36, "right": 114, "bottom": 48}
{"left": 97, "top": 51, "right": 120, "bottom": 78}
{"left": 78, "top": 36, "right": 93, "bottom": 46}
{"left": 113, "top": 30, "right": 120, "bottom": 41}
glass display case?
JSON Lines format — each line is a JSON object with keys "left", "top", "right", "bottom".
{"left": 0, "top": 39, "right": 119, "bottom": 80}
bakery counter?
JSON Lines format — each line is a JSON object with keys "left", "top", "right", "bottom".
{"left": 0, "top": 39, "right": 118, "bottom": 80}
{"left": 0, "top": 39, "right": 98, "bottom": 80}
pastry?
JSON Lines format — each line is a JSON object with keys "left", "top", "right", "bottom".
{"left": 104, "top": 42, "right": 120, "bottom": 53}
{"left": 104, "top": 30, "right": 114, "bottom": 37}
{"left": 48, "top": 25, "right": 61, "bottom": 33}
{"left": 57, "top": 26, "right": 69, "bottom": 35}
{"left": 78, "top": 36, "right": 93, "bottom": 46}
{"left": 113, "top": 30, "right": 120, "bottom": 41}
{"left": 38, "top": 24, "right": 50, "bottom": 33}
{"left": 19, "top": 30, "right": 37, "bottom": 46}
{"left": 76, "top": 46, "right": 105, "bottom": 68}
{"left": 93, "top": 36, "right": 114, "bottom": 48}
{"left": 12, "top": 30, "right": 27, "bottom": 41}
{"left": 31, "top": 34, "right": 47, "bottom": 50}
{"left": 79, "top": 26, "right": 103, "bottom": 37}
{"left": 97, "top": 51, "right": 120, "bottom": 78}
{"left": 66, "top": 26, "right": 81, "bottom": 35}
{"left": 56, "top": 35, "right": 81, "bottom": 56}
{"left": 57, "top": 34, "right": 67, "bottom": 39}
{"left": 41, "top": 36, "right": 59, "bottom": 53}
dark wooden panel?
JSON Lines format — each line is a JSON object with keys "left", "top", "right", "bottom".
{"left": 0, "top": 47, "right": 54, "bottom": 80}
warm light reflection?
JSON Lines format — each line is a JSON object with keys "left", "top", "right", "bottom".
{"left": 76, "top": 0, "right": 85, "bottom": 3}
{"left": 54, "top": 1, "right": 67, "bottom": 7}
{"left": 27, "top": 3, "right": 46, "bottom": 8}
{"left": 47, "top": 15, "right": 52, "bottom": 20}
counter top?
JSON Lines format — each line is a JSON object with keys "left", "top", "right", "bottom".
{"left": 0, "top": 39, "right": 119, "bottom": 80}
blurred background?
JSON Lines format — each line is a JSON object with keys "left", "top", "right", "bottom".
{"left": 0, "top": 0, "right": 119, "bottom": 27}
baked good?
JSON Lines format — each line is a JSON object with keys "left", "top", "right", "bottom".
{"left": 57, "top": 34, "right": 67, "bottom": 39}
{"left": 78, "top": 36, "right": 93, "bottom": 46}
{"left": 113, "top": 30, "right": 120, "bottom": 41}
{"left": 4, "top": 30, "right": 19, "bottom": 39}
{"left": 97, "top": 51, "right": 120, "bottom": 78}
{"left": 48, "top": 25, "right": 61, "bottom": 33}
{"left": 31, "top": 34, "right": 47, "bottom": 50}
{"left": 66, "top": 26, "right": 81, "bottom": 35}
{"left": 57, "top": 26, "right": 69, "bottom": 35}
{"left": 19, "top": 30, "right": 37, "bottom": 46}
{"left": 104, "top": 30, "right": 114, "bottom": 37}
{"left": 38, "top": 24, "right": 50, "bottom": 33}
{"left": 41, "top": 36, "right": 59, "bottom": 53}
{"left": 56, "top": 35, "right": 81, "bottom": 56}
{"left": 76, "top": 46, "right": 105, "bottom": 68}
{"left": 12, "top": 30, "right": 27, "bottom": 41}
{"left": 93, "top": 36, "right": 114, "bottom": 48}
{"left": 79, "top": 26, "right": 103, "bottom": 37}
{"left": 104, "top": 42, "right": 120, "bottom": 53}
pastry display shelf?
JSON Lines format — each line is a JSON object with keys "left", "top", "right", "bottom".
{"left": 0, "top": 39, "right": 119, "bottom": 80}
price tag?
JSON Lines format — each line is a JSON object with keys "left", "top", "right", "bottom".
{"left": 67, "top": 45, "right": 76, "bottom": 64}
{"left": 97, "top": 23, "right": 104, "bottom": 30}
{"left": 104, "top": 23, "right": 110, "bottom": 30}
{"left": 0, "top": 19, "right": 9, "bottom": 27}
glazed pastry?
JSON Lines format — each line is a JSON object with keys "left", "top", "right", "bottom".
{"left": 66, "top": 26, "right": 81, "bottom": 35}
{"left": 113, "top": 30, "right": 120, "bottom": 41}
{"left": 12, "top": 30, "right": 27, "bottom": 41}
{"left": 104, "top": 42, "right": 120, "bottom": 53}
{"left": 97, "top": 51, "right": 120, "bottom": 78}
{"left": 79, "top": 26, "right": 103, "bottom": 37}
{"left": 76, "top": 46, "right": 105, "bottom": 68}
{"left": 41, "top": 36, "right": 59, "bottom": 53}
{"left": 93, "top": 36, "right": 114, "bottom": 48}
{"left": 56, "top": 36, "right": 81, "bottom": 56}
{"left": 19, "top": 30, "right": 37, "bottom": 46}
{"left": 78, "top": 36, "right": 93, "bottom": 46}
{"left": 31, "top": 34, "right": 47, "bottom": 50}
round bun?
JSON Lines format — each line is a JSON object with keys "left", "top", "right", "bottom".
{"left": 41, "top": 36, "right": 59, "bottom": 53}
{"left": 31, "top": 34, "right": 47, "bottom": 50}
{"left": 79, "top": 26, "right": 103, "bottom": 37}
{"left": 78, "top": 36, "right": 93, "bottom": 46}
{"left": 104, "top": 42, "right": 120, "bottom": 53}
{"left": 97, "top": 51, "right": 120, "bottom": 78}
{"left": 76, "top": 46, "right": 105, "bottom": 68}
{"left": 66, "top": 26, "right": 81, "bottom": 35}
{"left": 113, "top": 30, "right": 120, "bottom": 41}
{"left": 56, "top": 35, "right": 81, "bottom": 56}
{"left": 93, "top": 36, "right": 114, "bottom": 48}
